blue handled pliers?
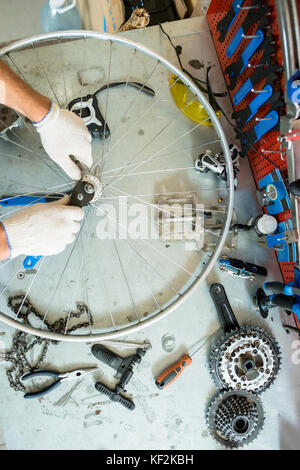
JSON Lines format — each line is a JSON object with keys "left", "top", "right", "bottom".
{"left": 22, "top": 367, "right": 98, "bottom": 399}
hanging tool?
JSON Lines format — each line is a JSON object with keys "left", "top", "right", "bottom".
{"left": 236, "top": 109, "right": 279, "bottom": 156}
{"left": 217, "top": 0, "right": 245, "bottom": 43}
{"left": 226, "top": 9, "right": 268, "bottom": 58}
{"left": 92, "top": 344, "right": 146, "bottom": 410}
{"left": 21, "top": 367, "right": 98, "bottom": 398}
{"left": 155, "top": 330, "right": 219, "bottom": 390}
{"left": 232, "top": 86, "right": 279, "bottom": 128}
{"left": 232, "top": 47, "right": 280, "bottom": 105}
{"left": 258, "top": 169, "right": 291, "bottom": 215}
{"left": 219, "top": 257, "right": 267, "bottom": 281}
{"left": 225, "top": 30, "right": 265, "bottom": 90}
{"left": 68, "top": 81, "right": 155, "bottom": 139}
{"left": 231, "top": 213, "right": 278, "bottom": 236}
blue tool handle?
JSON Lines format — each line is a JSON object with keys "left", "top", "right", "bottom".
{"left": 266, "top": 231, "right": 286, "bottom": 248}
{"left": 249, "top": 84, "right": 273, "bottom": 114}
{"left": 0, "top": 196, "right": 47, "bottom": 207}
{"left": 227, "top": 26, "right": 244, "bottom": 58}
{"left": 233, "top": 78, "right": 253, "bottom": 105}
{"left": 240, "top": 30, "right": 264, "bottom": 73}
{"left": 23, "top": 255, "right": 42, "bottom": 270}
{"left": 24, "top": 380, "right": 61, "bottom": 399}
{"left": 254, "top": 110, "right": 279, "bottom": 142}
{"left": 22, "top": 370, "right": 59, "bottom": 380}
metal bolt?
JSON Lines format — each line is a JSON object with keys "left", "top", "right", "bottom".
{"left": 77, "top": 193, "right": 84, "bottom": 201}
{"left": 84, "top": 183, "right": 94, "bottom": 194}
{"left": 17, "top": 271, "right": 25, "bottom": 280}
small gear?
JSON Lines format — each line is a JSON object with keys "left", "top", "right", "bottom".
{"left": 206, "top": 390, "right": 264, "bottom": 448}
{"left": 208, "top": 326, "right": 281, "bottom": 393}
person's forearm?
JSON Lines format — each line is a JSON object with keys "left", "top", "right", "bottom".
{"left": 0, "top": 59, "right": 51, "bottom": 122}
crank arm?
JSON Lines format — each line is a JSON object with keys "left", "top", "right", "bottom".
{"left": 209, "top": 283, "right": 239, "bottom": 333}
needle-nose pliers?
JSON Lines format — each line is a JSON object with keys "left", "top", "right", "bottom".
{"left": 22, "top": 368, "right": 98, "bottom": 399}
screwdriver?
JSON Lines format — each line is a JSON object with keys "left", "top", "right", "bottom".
{"left": 155, "top": 329, "right": 220, "bottom": 390}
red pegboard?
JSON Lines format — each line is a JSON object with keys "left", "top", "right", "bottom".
{"left": 207, "top": 0, "right": 295, "bottom": 285}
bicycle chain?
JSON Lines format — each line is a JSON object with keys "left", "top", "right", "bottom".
{"left": 3, "top": 295, "right": 93, "bottom": 392}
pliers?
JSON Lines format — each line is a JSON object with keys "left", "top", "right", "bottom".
{"left": 22, "top": 367, "right": 98, "bottom": 399}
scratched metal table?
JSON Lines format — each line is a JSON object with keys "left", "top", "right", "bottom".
{"left": 0, "top": 16, "right": 299, "bottom": 450}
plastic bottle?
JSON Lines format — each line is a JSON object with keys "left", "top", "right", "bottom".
{"left": 41, "top": 0, "right": 82, "bottom": 32}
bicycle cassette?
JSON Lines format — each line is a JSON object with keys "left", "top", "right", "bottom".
{"left": 206, "top": 390, "right": 264, "bottom": 448}
{"left": 208, "top": 326, "right": 281, "bottom": 393}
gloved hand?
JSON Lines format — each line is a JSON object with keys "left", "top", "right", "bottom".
{"left": 1, "top": 196, "right": 83, "bottom": 258}
{"left": 34, "top": 103, "right": 92, "bottom": 181}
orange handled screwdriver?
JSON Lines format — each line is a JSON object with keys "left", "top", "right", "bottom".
{"left": 155, "top": 329, "right": 220, "bottom": 390}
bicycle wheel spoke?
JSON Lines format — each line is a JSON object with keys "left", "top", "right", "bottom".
{"left": 31, "top": 42, "right": 61, "bottom": 106}
{"left": 15, "top": 256, "right": 45, "bottom": 320}
{"left": 104, "top": 115, "right": 209, "bottom": 192}
{"left": 127, "top": 238, "right": 178, "bottom": 295}
{"left": 102, "top": 208, "right": 195, "bottom": 277}
{"left": 100, "top": 40, "right": 113, "bottom": 167}
{"left": 64, "top": 215, "right": 92, "bottom": 335}
{"left": 108, "top": 220, "right": 140, "bottom": 323}
{"left": 58, "top": 37, "right": 68, "bottom": 108}
{"left": 102, "top": 139, "right": 221, "bottom": 175}
{"left": 42, "top": 210, "right": 90, "bottom": 325}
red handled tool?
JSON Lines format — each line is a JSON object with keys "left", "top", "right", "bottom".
{"left": 155, "top": 329, "right": 220, "bottom": 390}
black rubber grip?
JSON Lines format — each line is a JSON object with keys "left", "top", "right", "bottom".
{"left": 210, "top": 284, "right": 239, "bottom": 333}
{"left": 95, "top": 382, "right": 135, "bottom": 410}
{"left": 272, "top": 294, "right": 295, "bottom": 310}
{"left": 91, "top": 344, "right": 123, "bottom": 371}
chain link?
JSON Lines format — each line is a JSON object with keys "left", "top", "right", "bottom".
{"left": 4, "top": 295, "right": 93, "bottom": 392}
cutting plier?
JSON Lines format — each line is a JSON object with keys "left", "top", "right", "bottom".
{"left": 22, "top": 367, "right": 98, "bottom": 399}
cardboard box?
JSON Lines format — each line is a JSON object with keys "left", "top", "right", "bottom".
{"left": 77, "top": 0, "right": 125, "bottom": 32}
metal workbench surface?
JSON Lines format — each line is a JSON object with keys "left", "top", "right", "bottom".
{"left": 0, "top": 16, "right": 299, "bottom": 451}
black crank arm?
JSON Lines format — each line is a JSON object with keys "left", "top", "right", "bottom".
{"left": 210, "top": 283, "right": 239, "bottom": 333}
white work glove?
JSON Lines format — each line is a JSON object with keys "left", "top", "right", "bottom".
{"left": 34, "top": 103, "right": 92, "bottom": 181}
{"left": 1, "top": 196, "right": 83, "bottom": 258}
